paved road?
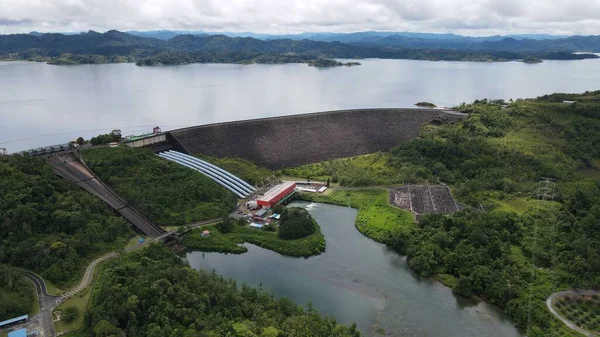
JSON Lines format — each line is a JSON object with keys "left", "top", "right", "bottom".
{"left": 546, "top": 290, "right": 600, "bottom": 337}
{"left": 48, "top": 154, "right": 164, "bottom": 237}
{"left": 23, "top": 271, "right": 61, "bottom": 337}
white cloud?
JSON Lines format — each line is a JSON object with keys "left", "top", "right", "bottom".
{"left": 1, "top": 0, "right": 600, "bottom": 35}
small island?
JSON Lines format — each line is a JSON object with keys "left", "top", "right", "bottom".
{"left": 522, "top": 56, "right": 543, "bottom": 64}
{"left": 308, "top": 59, "right": 362, "bottom": 67}
{"left": 415, "top": 101, "right": 437, "bottom": 108}
{"left": 183, "top": 206, "right": 326, "bottom": 257}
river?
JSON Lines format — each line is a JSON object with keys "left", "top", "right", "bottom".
{"left": 186, "top": 202, "right": 523, "bottom": 337}
{"left": 2, "top": 58, "right": 600, "bottom": 152}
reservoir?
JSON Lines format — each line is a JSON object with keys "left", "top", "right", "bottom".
{"left": 2, "top": 58, "right": 600, "bottom": 152}
{"left": 186, "top": 202, "right": 523, "bottom": 337}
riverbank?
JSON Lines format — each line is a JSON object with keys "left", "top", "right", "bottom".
{"left": 186, "top": 202, "right": 524, "bottom": 337}
{"left": 298, "top": 189, "right": 415, "bottom": 245}
{"left": 183, "top": 222, "right": 326, "bottom": 257}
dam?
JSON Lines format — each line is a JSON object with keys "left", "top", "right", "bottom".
{"left": 169, "top": 108, "right": 467, "bottom": 169}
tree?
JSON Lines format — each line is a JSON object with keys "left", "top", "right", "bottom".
{"left": 216, "top": 218, "right": 235, "bottom": 234}
{"left": 94, "top": 320, "right": 124, "bottom": 337}
{"left": 76, "top": 137, "right": 84, "bottom": 146}
{"left": 61, "top": 306, "right": 79, "bottom": 323}
{"left": 278, "top": 208, "right": 316, "bottom": 240}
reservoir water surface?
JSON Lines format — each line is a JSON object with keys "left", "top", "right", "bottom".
{"left": 186, "top": 202, "right": 524, "bottom": 337}
{"left": 2, "top": 58, "right": 600, "bottom": 152}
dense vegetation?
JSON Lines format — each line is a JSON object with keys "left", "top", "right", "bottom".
{"left": 278, "top": 207, "right": 317, "bottom": 240}
{"left": 0, "top": 265, "right": 35, "bottom": 321}
{"left": 83, "top": 147, "right": 237, "bottom": 226}
{"left": 0, "top": 155, "right": 131, "bottom": 289}
{"left": 84, "top": 244, "right": 359, "bottom": 337}
{"left": 302, "top": 92, "right": 600, "bottom": 336}
{"left": 307, "top": 59, "right": 361, "bottom": 67}
{"left": 554, "top": 294, "right": 600, "bottom": 334}
{"left": 184, "top": 217, "right": 325, "bottom": 257}
{"left": 135, "top": 51, "right": 330, "bottom": 67}
{"left": 1, "top": 30, "right": 597, "bottom": 66}
{"left": 89, "top": 131, "right": 122, "bottom": 146}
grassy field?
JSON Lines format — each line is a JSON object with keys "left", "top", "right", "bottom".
{"left": 184, "top": 223, "right": 326, "bottom": 257}
{"left": 437, "top": 274, "right": 458, "bottom": 288}
{"left": 554, "top": 294, "right": 600, "bottom": 334}
{"left": 53, "top": 286, "right": 91, "bottom": 334}
{"left": 126, "top": 235, "right": 146, "bottom": 248}
{"left": 299, "top": 189, "right": 415, "bottom": 244}
{"left": 53, "top": 262, "right": 104, "bottom": 335}
{"left": 488, "top": 196, "right": 560, "bottom": 215}
{"left": 281, "top": 152, "right": 400, "bottom": 187}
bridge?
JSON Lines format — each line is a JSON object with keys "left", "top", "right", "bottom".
{"left": 158, "top": 150, "right": 255, "bottom": 199}
{"left": 49, "top": 154, "right": 165, "bottom": 237}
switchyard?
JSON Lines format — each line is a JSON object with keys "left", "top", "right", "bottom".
{"left": 390, "top": 184, "right": 462, "bottom": 215}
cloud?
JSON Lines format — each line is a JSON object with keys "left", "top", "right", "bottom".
{"left": 0, "top": 0, "right": 600, "bottom": 35}
{"left": 0, "top": 18, "right": 33, "bottom": 26}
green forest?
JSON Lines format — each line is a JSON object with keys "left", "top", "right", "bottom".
{"left": 82, "top": 244, "right": 360, "bottom": 337}
{"left": 0, "top": 155, "right": 131, "bottom": 320}
{"left": 294, "top": 92, "right": 600, "bottom": 336}
{"left": 0, "top": 265, "right": 35, "bottom": 321}
{"left": 83, "top": 147, "right": 238, "bottom": 226}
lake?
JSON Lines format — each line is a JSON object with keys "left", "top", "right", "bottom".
{"left": 186, "top": 202, "right": 523, "bottom": 337}
{"left": 2, "top": 58, "right": 600, "bottom": 152}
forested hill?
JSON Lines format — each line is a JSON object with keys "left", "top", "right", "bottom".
{"left": 86, "top": 244, "right": 361, "bottom": 337}
{"left": 0, "top": 30, "right": 597, "bottom": 65}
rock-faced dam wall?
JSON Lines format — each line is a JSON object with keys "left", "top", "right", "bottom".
{"left": 169, "top": 108, "right": 466, "bottom": 169}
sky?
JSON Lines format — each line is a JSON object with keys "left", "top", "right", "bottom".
{"left": 1, "top": 0, "right": 600, "bottom": 36}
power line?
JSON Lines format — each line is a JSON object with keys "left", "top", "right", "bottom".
{"left": 527, "top": 178, "right": 556, "bottom": 332}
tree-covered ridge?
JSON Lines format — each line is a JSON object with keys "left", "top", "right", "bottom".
{"left": 83, "top": 147, "right": 238, "bottom": 226}
{"left": 0, "top": 30, "right": 596, "bottom": 66}
{"left": 0, "top": 155, "right": 131, "bottom": 287}
{"left": 85, "top": 244, "right": 361, "bottom": 337}
{"left": 389, "top": 94, "right": 600, "bottom": 336}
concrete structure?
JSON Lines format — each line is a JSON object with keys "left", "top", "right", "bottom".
{"left": 158, "top": 150, "right": 255, "bottom": 198}
{"left": 255, "top": 208, "right": 268, "bottom": 217}
{"left": 257, "top": 182, "right": 296, "bottom": 208}
{"left": 169, "top": 108, "right": 466, "bottom": 169}
{"left": 0, "top": 315, "right": 28, "bottom": 328}
{"left": 124, "top": 133, "right": 167, "bottom": 148}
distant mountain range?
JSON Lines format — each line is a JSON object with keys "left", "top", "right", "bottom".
{"left": 0, "top": 30, "right": 598, "bottom": 66}
{"left": 125, "top": 30, "right": 568, "bottom": 43}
